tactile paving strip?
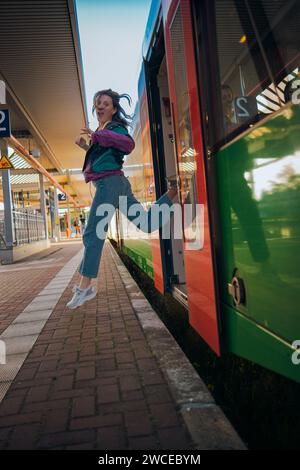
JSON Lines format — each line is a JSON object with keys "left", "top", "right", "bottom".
{"left": 0, "top": 249, "right": 83, "bottom": 402}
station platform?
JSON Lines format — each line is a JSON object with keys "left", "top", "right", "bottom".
{"left": 0, "top": 240, "right": 245, "bottom": 450}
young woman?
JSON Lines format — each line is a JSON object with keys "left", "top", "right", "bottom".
{"left": 67, "top": 89, "right": 177, "bottom": 309}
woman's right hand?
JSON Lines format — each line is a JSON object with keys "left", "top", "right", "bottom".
{"left": 75, "top": 136, "right": 88, "bottom": 149}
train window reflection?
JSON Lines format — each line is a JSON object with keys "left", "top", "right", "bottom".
{"left": 212, "top": 0, "right": 300, "bottom": 147}
{"left": 215, "top": 0, "right": 268, "bottom": 140}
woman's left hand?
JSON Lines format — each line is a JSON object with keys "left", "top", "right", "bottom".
{"left": 80, "top": 127, "right": 94, "bottom": 138}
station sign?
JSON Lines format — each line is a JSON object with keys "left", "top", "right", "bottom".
{"left": 234, "top": 96, "right": 257, "bottom": 124}
{"left": 0, "top": 108, "right": 11, "bottom": 138}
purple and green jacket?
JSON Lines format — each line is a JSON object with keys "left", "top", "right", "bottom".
{"left": 82, "top": 122, "right": 135, "bottom": 183}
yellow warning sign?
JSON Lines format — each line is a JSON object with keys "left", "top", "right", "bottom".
{"left": 0, "top": 155, "right": 14, "bottom": 169}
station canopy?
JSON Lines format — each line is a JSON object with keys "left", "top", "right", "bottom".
{"left": 0, "top": 0, "right": 92, "bottom": 207}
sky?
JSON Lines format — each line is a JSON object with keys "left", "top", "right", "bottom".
{"left": 76, "top": 0, "right": 152, "bottom": 129}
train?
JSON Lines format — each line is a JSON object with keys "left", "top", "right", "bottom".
{"left": 108, "top": 0, "right": 300, "bottom": 383}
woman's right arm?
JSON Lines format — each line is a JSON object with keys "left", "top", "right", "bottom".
{"left": 76, "top": 137, "right": 90, "bottom": 151}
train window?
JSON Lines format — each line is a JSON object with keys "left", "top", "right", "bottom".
{"left": 170, "top": 4, "right": 199, "bottom": 244}
{"left": 213, "top": 0, "right": 271, "bottom": 143}
{"left": 253, "top": 0, "right": 300, "bottom": 108}
{"left": 202, "top": 0, "right": 300, "bottom": 149}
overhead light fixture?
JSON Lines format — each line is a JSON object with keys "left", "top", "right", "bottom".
{"left": 239, "top": 35, "right": 247, "bottom": 44}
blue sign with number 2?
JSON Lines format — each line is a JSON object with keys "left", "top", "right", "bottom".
{"left": 0, "top": 109, "right": 11, "bottom": 138}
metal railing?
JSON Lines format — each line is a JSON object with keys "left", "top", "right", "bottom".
{"left": 0, "top": 208, "right": 46, "bottom": 246}
{"left": 0, "top": 220, "right": 6, "bottom": 248}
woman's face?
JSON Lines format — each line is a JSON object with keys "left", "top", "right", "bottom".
{"left": 95, "top": 94, "right": 117, "bottom": 124}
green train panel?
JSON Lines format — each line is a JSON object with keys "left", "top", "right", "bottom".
{"left": 216, "top": 104, "right": 300, "bottom": 382}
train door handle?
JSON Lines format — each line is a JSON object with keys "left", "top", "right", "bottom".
{"left": 227, "top": 275, "right": 246, "bottom": 306}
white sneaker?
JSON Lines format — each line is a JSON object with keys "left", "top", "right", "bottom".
{"left": 67, "top": 284, "right": 97, "bottom": 309}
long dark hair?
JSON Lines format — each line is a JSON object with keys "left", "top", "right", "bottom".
{"left": 92, "top": 89, "right": 133, "bottom": 128}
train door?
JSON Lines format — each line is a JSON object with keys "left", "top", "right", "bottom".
{"left": 162, "top": 0, "right": 221, "bottom": 354}
{"left": 156, "top": 56, "right": 187, "bottom": 305}
{"left": 190, "top": 0, "right": 300, "bottom": 382}
{"left": 144, "top": 21, "right": 187, "bottom": 303}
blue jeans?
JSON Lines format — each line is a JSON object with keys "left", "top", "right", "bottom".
{"left": 78, "top": 174, "right": 173, "bottom": 278}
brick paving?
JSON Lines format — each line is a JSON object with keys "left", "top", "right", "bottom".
{"left": 0, "top": 241, "right": 194, "bottom": 450}
{"left": 0, "top": 242, "right": 81, "bottom": 335}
